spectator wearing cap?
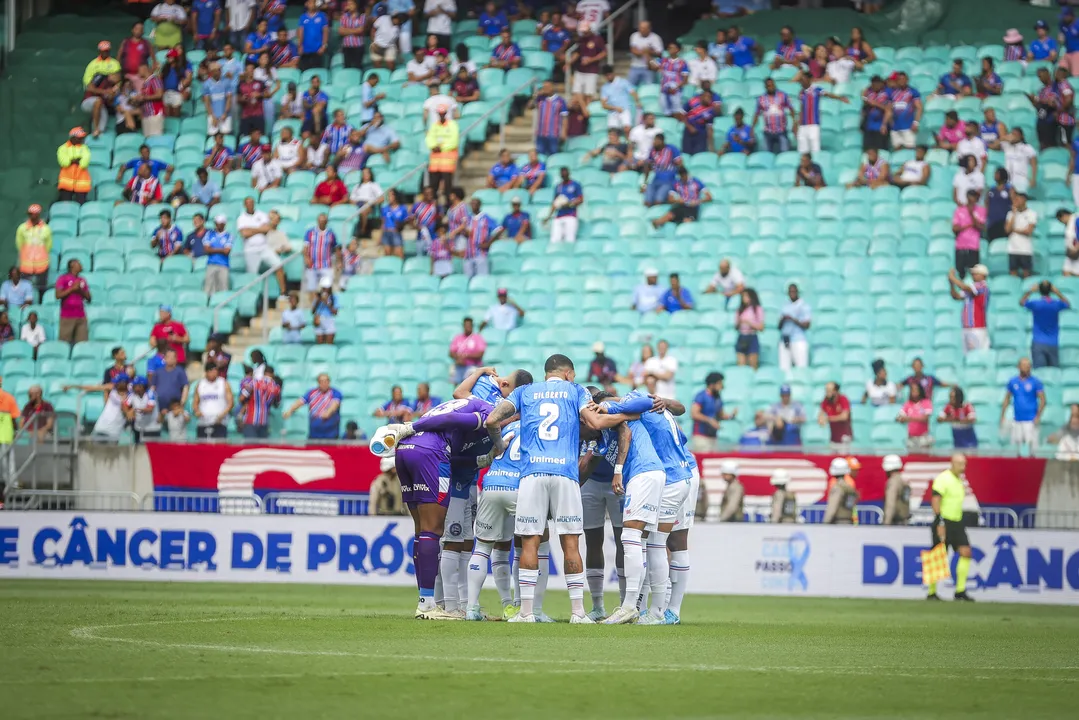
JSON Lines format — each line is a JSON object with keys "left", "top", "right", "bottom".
{"left": 935, "top": 59, "right": 972, "bottom": 97}
{"left": 312, "top": 278, "right": 339, "bottom": 345}
{"left": 632, "top": 269, "right": 665, "bottom": 314}
{"left": 480, "top": 289, "right": 524, "bottom": 333}
{"left": 281, "top": 291, "right": 306, "bottom": 343}
{"left": 500, "top": 197, "right": 532, "bottom": 244}
{"left": 1005, "top": 192, "right": 1037, "bottom": 278}
{"left": 150, "top": 306, "right": 190, "bottom": 365}
{"left": 652, "top": 167, "right": 712, "bottom": 230}
{"left": 1021, "top": 281, "right": 1071, "bottom": 369}
{"left": 150, "top": 210, "right": 184, "bottom": 265}
{"left": 571, "top": 21, "right": 607, "bottom": 99}
{"left": 56, "top": 259, "right": 91, "bottom": 345}
{"left": 952, "top": 187, "right": 985, "bottom": 279}
{"left": 752, "top": 78, "right": 796, "bottom": 154}
{"left": 284, "top": 372, "right": 343, "bottom": 440}
{"left": 778, "top": 283, "right": 811, "bottom": 370}
{"left": 691, "top": 372, "right": 734, "bottom": 452}
{"left": 863, "top": 359, "right": 897, "bottom": 406}
{"left": 125, "top": 375, "right": 161, "bottom": 442}
{"left": 659, "top": 273, "right": 694, "bottom": 314}
{"left": 203, "top": 215, "right": 233, "bottom": 295}
{"left": 1029, "top": 21, "right": 1058, "bottom": 63}
{"left": 818, "top": 381, "right": 853, "bottom": 448}
{"left": 587, "top": 342, "right": 618, "bottom": 391}
{"left": 57, "top": 127, "right": 91, "bottom": 204}
{"left": 425, "top": 104, "right": 459, "bottom": 202}
{"left": 304, "top": 214, "right": 340, "bottom": 302}
{"left": 251, "top": 143, "right": 284, "bottom": 192}
{"left": 703, "top": 259, "right": 745, "bottom": 309}
{"left": 948, "top": 264, "right": 991, "bottom": 353}
{"left": 83, "top": 40, "right": 121, "bottom": 95}
{"left": 15, "top": 205, "right": 51, "bottom": 297}
{"left": 160, "top": 48, "right": 194, "bottom": 117}
{"left": 449, "top": 317, "right": 486, "bottom": 384}
{"left": 768, "top": 385, "right": 806, "bottom": 446}
{"left": 1001, "top": 357, "right": 1046, "bottom": 452}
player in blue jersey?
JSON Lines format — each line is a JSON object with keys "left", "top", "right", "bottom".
{"left": 596, "top": 390, "right": 696, "bottom": 624}
{"left": 452, "top": 365, "right": 524, "bottom": 406}
{"left": 483, "top": 354, "right": 616, "bottom": 623}
{"left": 586, "top": 389, "right": 667, "bottom": 625}
{"left": 661, "top": 398, "right": 698, "bottom": 625}
{"left": 578, "top": 431, "right": 625, "bottom": 621}
{"left": 464, "top": 421, "right": 523, "bottom": 620}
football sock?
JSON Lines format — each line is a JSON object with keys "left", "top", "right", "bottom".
{"left": 668, "top": 550, "right": 690, "bottom": 616}
{"left": 586, "top": 569, "right": 606, "bottom": 612}
{"left": 566, "top": 572, "right": 586, "bottom": 617}
{"left": 519, "top": 568, "right": 538, "bottom": 617}
{"left": 647, "top": 532, "right": 670, "bottom": 615}
{"left": 535, "top": 541, "right": 551, "bottom": 614}
{"left": 458, "top": 552, "right": 470, "bottom": 607}
{"left": 439, "top": 550, "right": 461, "bottom": 612}
{"left": 617, "top": 567, "right": 627, "bottom": 604}
{"left": 467, "top": 542, "right": 493, "bottom": 608}
{"left": 956, "top": 556, "right": 971, "bottom": 594}
{"left": 621, "top": 528, "right": 645, "bottom": 612}
{"left": 492, "top": 549, "right": 512, "bottom": 607}
{"left": 417, "top": 532, "right": 441, "bottom": 602}
{"left": 928, "top": 582, "right": 938, "bottom": 596}
{"left": 512, "top": 553, "right": 521, "bottom": 607}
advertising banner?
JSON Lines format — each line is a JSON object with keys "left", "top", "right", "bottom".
{"left": 3, "top": 513, "right": 1078, "bottom": 604}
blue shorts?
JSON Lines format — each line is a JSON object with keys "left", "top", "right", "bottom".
{"left": 381, "top": 230, "right": 403, "bottom": 248}
{"left": 646, "top": 179, "right": 673, "bottom": 205}
{"left": 735, "top": 333, "right": 760, "bottom": 355}
{"left": 536, "top": 135, "right": 560, "bottom": 156}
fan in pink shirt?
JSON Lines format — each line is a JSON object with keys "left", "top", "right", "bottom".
{"left": 936, "top": 111, "right": 966, "bottom": 150}
{"left": 897, "top": 383, "right": 934, "bottom": 449}
{"left": 952, "top": 192, "right": 986, "bottom": 278}
{"left": 449, "top": 316, "right": 487, "bottom": 383}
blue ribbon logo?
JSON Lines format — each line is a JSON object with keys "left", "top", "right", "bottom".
{"left": 788, "top": 532, "right": 810, "bottom": 591}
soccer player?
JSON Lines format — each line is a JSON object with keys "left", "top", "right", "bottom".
{"left": 578, "top": 435, "right": 624, "bottom": 621}
{"left": 374, "top": 398, "right": 494, "bottom": 619}
{"left": 483, "top": 354, "right": 613, "bottom": 623}
{"left": 591, "top": 390, "right": 690, "bottom": 625}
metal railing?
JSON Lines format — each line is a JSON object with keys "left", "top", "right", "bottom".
{"left": 4, "top": 488, "right": 140, "bottom": 512}
{"left": 0, "top": 411, "right": 77, "bottom": 491}
{"left": 262, "top": 492, "right": 368, "bottom": 516}
{"left": 212, "top": 251, "right": 304, "bottom": 341}
{"left": 1019, "top": 509, "right": 1079, "bottom": 530}
{"left": 140, "top": 491, "right": 263, "bottom": 514}
{"left": 563, "top": 0, "right": 645, "bottom": 92}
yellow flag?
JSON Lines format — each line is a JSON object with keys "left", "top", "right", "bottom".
{"left": 920, "top": 543, "right": 951, "bottom": 587}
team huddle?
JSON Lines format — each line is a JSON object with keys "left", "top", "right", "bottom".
{"left": 369, "top": 353, "right": 700, "bottom": 624}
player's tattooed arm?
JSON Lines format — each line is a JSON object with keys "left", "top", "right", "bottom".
{"left": 582, "top": 404, "right": 636, "bottom": 430}
{"left": 452, "top": 366, "right": 497, "bottom": 400}
{"left": 611, "top": 422, "right": 631, "bottom": 495}
{"left": 484, "top": 400, "right": 516, "bottom": 455}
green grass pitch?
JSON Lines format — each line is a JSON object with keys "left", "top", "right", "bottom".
{"left": 2, "top": 580, "right": 1077, "bottom": 719}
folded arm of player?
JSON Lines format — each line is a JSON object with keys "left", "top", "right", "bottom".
{"left": 452, "top": 366, "right": 497, "bottom": 400}
{"left": 611, "top": 422, "right": 631, "bottom": 496}
{"left": 484, "top": 399, "right": 517, "bottom": 456}
{"left": 651, "top": 395, "right": 686, "bottom": 415}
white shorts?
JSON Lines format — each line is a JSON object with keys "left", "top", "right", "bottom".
{"left": 622, "top": 469, "right": 664, "bottom": 531}
{"left": 141, "top": 113, "right": 165, "bottom": 137}
{"left": 1010, "top": 420, "right": 1040, "bottom": 449}
{"left": 1064, "top": 256, "right": 1079, "bottom": 275}
{"left": 163, "top": 90, "right": 185, "bottom": 108}
{"left": 304, "top": 267, "right": 334, "bottom": 292}
{"left": 572, "top": 72, "right": 599, "bottom": 96}
{"left": 444, "top": 484, "right": 477, "bottom": 542}
{"left": 672, "top": 468, "right": 700, "bottom": 532}
{"left": 474, "top": 487, "right": 517, "bottom": 542}
{"left": 581, "top": 479, "right": 623, "bottom": 530}
{"left": 796, "top": 124, "right": 821, "bottom": 154}
{"left": 1010, "top": 175, "right": 1030, "bottom": 194}
{"left": 607, "top": 109, "right": 633, "bottom": 129}
{"left": 658, "top": 477, "right": 692, "bottom": 526}
{"left": 515, "top": 473, "right": 584, "bottom": 537}
{"left": 962, "top": 328, "right": 991, "bottom": 352}
{"left": 551, "top": 215, "right": 578, "bottom": 244}
{"left": 890, "top": 129, "right": 916, "bottom": 149}
{"left": 207, "top": 114, "right": 234, "bottom": 136}
{"left": 244, "top": 245, "right": 281, "bottom": 273}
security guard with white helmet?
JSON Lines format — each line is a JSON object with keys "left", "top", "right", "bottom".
{"left": 882, "top": 454, "right": 911, "bottom": 525}
{"left": 718, "top": 460, "right": 745, "bottom": 522}
{"left": 822, "top": 457, "right": 858, "bottom": 524}
{"left": 769, "top": 469, "right": 798, "bottom": 523}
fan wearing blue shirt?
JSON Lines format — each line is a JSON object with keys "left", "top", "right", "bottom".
{"left": 1001, "top": 358, "right": 1046, "bottom": 450}
{"left": 201, "top": 65, "right": 233, "bottom": 135}
{"left": 502, "top": 198, "right": 532, "bottom": 241}
{"left": 659, "top": 273, "right": 694, "bottom": 313}
{"left": 722, "top": 108, "right": 757, "bottom": 154}
{"left": 191, "top": 0, "right": 221, "bottom": 50}
{"left": 1062, "top": 8, "right": 1079, "bottom": 55}
{"left": 725, "top": 27, "right": 760, "bottom": 68}
{"left": 296, "top": 0, "right": 329, "bottom": 70}
{"left": 116, "top": 145, "right": 173, "bottom": 184}
{"left": 203, "top": 215, "right": 233, "bottom": 295}
{"left": 244, "top": 19, "right": 273, "bottom": 65}
{"left": 936, "top": 59, "right": 973, "bottom": 97}
{"left": 477, "top": 1, "right": 509, "bottom": 37}
{"left": 1021, "top": 281, "right": 1071, "bottom": 368}
{"left": 1029, "top": 21, "right": 1059, "bottom": 62}
{"left": 487, "top": 149, "right": 520, "bottom": 190}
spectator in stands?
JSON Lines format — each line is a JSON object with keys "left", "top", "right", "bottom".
{"left": 56, "top": 259, "right": 90, "bottom": 345}
{"left": 976, "top": 57, "right": 1003, "bottom": 98}
{"left": 150, "top": 0, "right": 187, "bottom": 50}
{"left": 117, "top": 145, "right": 175, "bottom": 185}
{"left": 337, "top": 0, "right": 368, "bottom": 69}
{"left": 570, "top": 21, "right": 606, "bottom": 100}
{"left": 423, "top": 0, "right": 455, "bottom": 51}
{"left": 201, "top": 62, "right": 233, "bottom": 135}
{"left": 0, "top": 312, "right": 12, "bottom": 346}
{"left": 312, "top": 165, "right": 349, "bottom": 206}
{"left": 15, "top": 205, "right": 51, "bottom": 299}
{"left": 406, "top": 46, "right": 437, "bottom": 85}
{"left": 369, "top": 456, "right": 406, "bottom": 513}
{"left": 939, "top": 386, "right": 978, "bottom": 449}
{"left": 1001, "top": 129, "right": 1036, "bottom": 195}
{"left": 628, "top": 20, "right": 661, "bottom": 86}
{"left": 151, "top": 306, "right": 190, "bottom": 365}
{"left": 935, "top": 59, "right": 972, "bottom": 97}
{"left": 706, "top": 28, "right": 726, "bottom": 67}
{"left": 320, "top": 110, "right": 353, "bottom": 157}
{"left": 565, "top": 93, "right": 590, "bottom": 140}
{"left": 778, "top": 283, "right": 811, "bottom": 370}
{"left": 771, "top": 24, "right": 808, "bottom": 70}
{"left": 952, "top": 155, "right": 984, "bottom": 205}
{"left": 599, "top": 65, "right": 638, "bottom": 135}
{"left": 449, "top": 317, "right": 486, "bottom": 383}
{"left": 1021, "top": 281, "right": 1071, "bottom": 369}
{"left": 546, "top": 167, "right": 582, "bottom": 243}
{"left": 132, "top": 62, "right": 165, "bottom": 137}
{"left": 277, "top": 81, "right": 302, "bottom": 120}
{"left": 273, "top": 127, "right": 305, "bottom": 175}
{"left": 890, "top": 145, "right": 931, "bottom": 188}
{"left": 498, "top": 197, "right": 531, "bottom": 244}
{"left": 957, "top": 121, "right": 988, "bottom": 171}
{"left": 1050, "top": 404, "right": 1079, "bottom": 460}
{"left": 190, "top": 168, "right": 221, "bottom": 207}
{"left": 425, "top": 105, "right": 459, "bottom": 204}
{"left": 461, "top": 197, "right": 501, "bottom": 276}
{"left": 118, "top": 26, "right": 154, "bottom": 86}
{"left": 949, "top": 264, "right": 991, "bottom": 353}
{"left": 428, "top": 230, "right": 456, "bottom": 278}
{"left": 768, "top": 385, "right": 805, "bottom": 446}
{"left": 284, "top": 372, "right": 343, "bottom": 440}
{"left": 1057, "top": 208, "right": 1079, "bottom": 275}
{"left": 376, "top": 385, "right": 412, "bottom": 423}
{"left": 725, "top": 26, "right": 761, "bottom": 67}
{"left": 202, "top": 215, "right": 232, "bottom": 295}
{"left": 624, "top": 112, "right": 657, "bottom": 171}
{"left": 900, "top": 357, "right": 949, "bottom": 398}
{"left": 642, "top": 133, "right": 682, "bottom": 207}
{"left": 886, "top": 72, "right": 921, "bottom": 150}
{"left": 390, "top": 0, "right": 418, "bottom": 56}
{"left": 818, "top": 381, "right": 853, "bottom": 448}
{"left": 153, "top": 349, "right": 189, "bottom": 411}
{"left": 616, "top": 344, "right": 652, "bottom": 390}
{"left": 952, "top": 188, "right": 985, "bottom": 279}
{"left": 752, "top": 78, "right": 796, "bottom": 154}
{"left": 303, "top": 134, "right": 331, "bottom": 172}
{"left": 863, "top": 359, "right": 897, "bottom": 406}
{"left": 686, "top": 41, "right": 718, "bottom": 88}
{"left": 378, "top": 188, "right": 408, "bottom": 259}
{"left": 251, "top": 143, "right": 283, "bottom": 191}
{"left": 422, "top": 83, "right": 457, "bottom": 127}
{"left": 82, "top": 68, "right": 122, "bottom": 139}
{"left": 734, "top": 288, "right": 763, "bottom": 370}
{"left": 585, "top": 128, "right": 629, "bottom": 174}
{"left": 1032, "top": 67, "right": 1062, "bottom": 148}
{"left": 450, "top": 66, "right": 479, "bottom": 106}
{"left": 660, "top": 273, "right": 694, "bottom": 314}
{"left": 489, "top": 27, "right": 521, "bottom": 70}
{"left": 1001, "top": 357, "right": 1046, "bottom": 451}
{"left": 486, "top": 149, "right": 519, "bottom": 191}
{"left": 721, "top": 108, "right": 757, "bottom": 155}
{"left": 984, "top": 168, "right": 1012, "bottom": 243}
{"left": 739, "top": 410, "right": 772, "bottom": 447}
{"left": 848, "top": 147, "right": 890, "bottom": 189}
{"left": 999, "top": 27, "right": 1024, "bottom": 62}
{"left": 237, "top": 198, "right": 286, "bottom": 295}
{"left": 531, "top": 80, "right": 568, "bottom": 156}
{"left": 0, "top": 268, "right": 33, "bottom": 312}
{"left": 898, "top": 383, "right": 934, "bottom": 450}
{"left": 689, "top": 372, "right": 726, "bottom": 452}
{"left": 794, "top": 153, "right": 825, "bottom": 189}
{"left": 651, "top": 167, "right": 711, "bottom": 230}
{"left": 103, "top": 347, "right": 132, "bottom": 396}
{"left": 20, "top": 385, "right": 53, "bottom": 441}
{"left": 299, "top": 75, "right": 328, "bottom": 138}
{"left": 644, "top": 339, "right": 678, "bottom": 398}
{"left": 146, "top": 338, "right": 168, "bottom": 384}
{"left": 56, "top": 127, "right": 92, "bottom": 204}
{"left": 1029, "top": 20, "right": 1058, "bottom": 63}
{"left": 20, "top": 312, "right": 44, "bottom": 360}
{"left": 935, "top": 111, "right": 964, "bottom": 152}
{"left": 480, "top": 288, "right": 524, "bottom": 332}
{"left": 680, "top": 82, "right": 718, "bottom": 155}
{"left": 125, "top": 375, "right": 161, "bottom": 442}
{"left": 280, "top": 292, "right": 306, "bottom": 343}
{"left": 410, "top": 382, "right": 440, "bottom": 416}
{"left": 190, "top": 361, "right": 232, "bottom": 439}
{"left": 160, "top": 48, "right": 193, "bottom": 117}
{"left": 124, "top": 162, "right": 164, "bottom": 207}
{"left": 203, "top": 133, "right": 233, "bottom": 178}
{"left": 585, "top": 342, "right": 618, "bottom": 392}
{"left": 304, "top": 214, "right": 340, "bottom": 301}
{"left": 981, "top": 108, "right": 1007, "bottom": 151}
{"left": 1005, "top": 192, "right": 1037, "bottom": 278}
{"left": 360, "top": 111, "right": 400, "bottom": 164}
{"left": 238, "top": 368, "right": 280, "bottom": 439}
{"left": 204, "top": 334, "right": 230, "bottom": 378}
{"left": 846, "top": 26, "right": 875, "bottom": 63}
{"left": 370, "top": 11, "right": 403, "bottom": 70}
{"left": 703, "top": 259, "right": 745, "bottom": 309}
{"left": 1056, "top": 67, "right": 1076, "bottom": 143}
{"left": 631, "top": 268, "right": 664, "bottom": 315}
{"left": 296, "top": 0, "right": 330, "bottom": 70}
{"left": 312, "top": 278, "right": 339, "bottom": 344}
{"left": 654, "top": 41, "right": 688, "bottom": 117}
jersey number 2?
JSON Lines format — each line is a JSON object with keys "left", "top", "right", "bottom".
{"left": 538, "top": 402, "right": 560, "bottom": 441}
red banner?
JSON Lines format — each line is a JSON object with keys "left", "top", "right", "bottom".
{"left": 693, "top": 452, "right": 1046, "bottom": 507}
{"left": 147, "top": 444, "right": 382, "bottom": 495}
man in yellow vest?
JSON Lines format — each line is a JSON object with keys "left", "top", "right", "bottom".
{"left": 929, "top": 453, "right": 975, "bottom": 602}
{"left": 57, "top": 127, "right": 93, "bottom": 204}
{"left": 15, "top": 205, "right": 53, "bottom": 299}
{"left": 425, "top": 105, "right": 459, "bottom": 204}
